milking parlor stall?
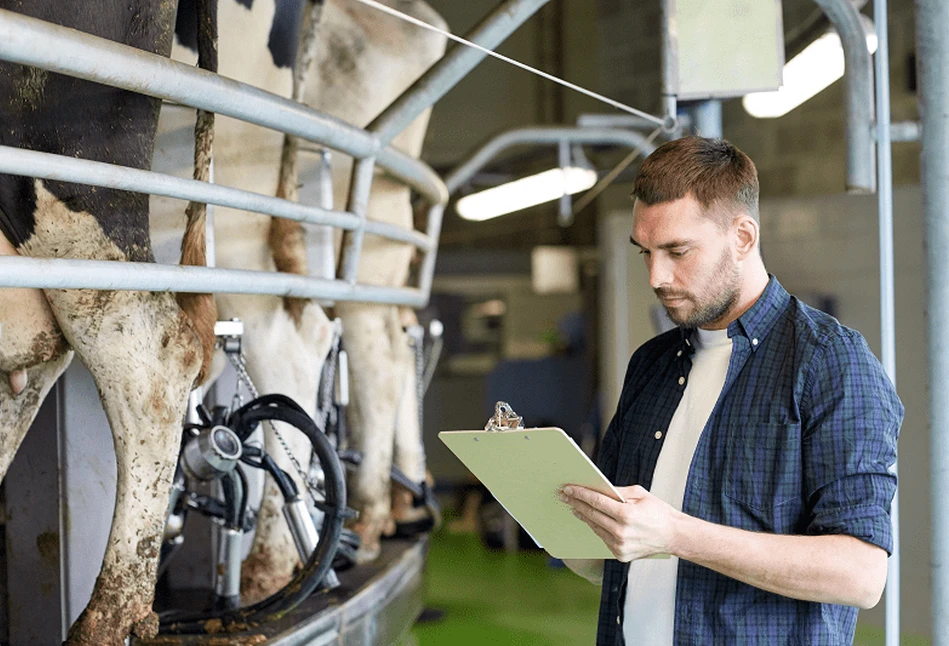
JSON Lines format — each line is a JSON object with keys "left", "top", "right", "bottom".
{"left": 0, "top": 0, "right": 562, "bottom": 643}
{"left": 2, "top": 0, "right": 933, "bottom": 642}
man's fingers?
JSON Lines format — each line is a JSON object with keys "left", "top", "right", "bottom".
{"left": 571, "top": 498, "right": 623, "bottom": 538}
{"left": 571, "top": 509, "right": 621, "bottom": 556}
{"left": 562, "top": 485, "right": 623, "bottom": 518}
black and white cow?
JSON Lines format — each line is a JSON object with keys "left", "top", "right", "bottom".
{"left": 1, "top": 0, "right": 445, "bottom": 641}
{"left": 151, "top": 0, "right": 447, "bottom": 599}
{"left": 0, "top": 1, "right": 216, "bottom": 643}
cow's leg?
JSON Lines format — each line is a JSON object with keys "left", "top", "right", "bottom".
{"left": 216, "top": 296, "right": 333, "bottom": 603}
{"left": 14, "top": 184, "right": 203, "bottom": 645}
{"left": 338, "top": 302, "right": 406, "bottom": 562}
{"left": 390, "top": 340, "right": 432, "bottom": 530}
{"left": 49, "top": 288, "right": 201, "bottom": 646}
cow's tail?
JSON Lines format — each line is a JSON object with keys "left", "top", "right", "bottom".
{"left": 176, "top": 0, "right": 219, "bottom": 384}
{"left": 270, "top": 0, "right": 326, "bottom": 327}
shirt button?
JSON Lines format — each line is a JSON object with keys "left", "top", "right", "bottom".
{"left": 676, "top": 350, "right": 682, "bottom": 357}
{"left": 655, "top": 431, "right": 663, "bottom": 440}
{"left": 617, "top": 615, "right": 621, "bottom": 625}
{"left": 752, "top": 338, "right": 759, "bottom": 346}
{"left": 678, "top": 376, "right": 685, "bottom": 386}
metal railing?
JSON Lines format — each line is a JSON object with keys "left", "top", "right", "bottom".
{"left": 0, "top": 0, "right": 549, "bottom": 306}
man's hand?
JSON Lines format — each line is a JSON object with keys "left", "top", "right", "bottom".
{"left": 561, "top": 483, "right": 888, "bottom": 609}
{"left": 560, "top": 484, "right": 682, "bottom": 562}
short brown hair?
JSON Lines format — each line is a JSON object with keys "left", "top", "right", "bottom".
{"left": 631, "top": 136, "right": 759, "bottom": 226}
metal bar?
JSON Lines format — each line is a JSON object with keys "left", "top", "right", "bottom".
{"left": 368, "top": 0, "right": 551, "bottom": 146}
{"left": 206, "top": 159, "right": 216, "bottom": 267}
{"left": 0, "top": 10, "right": 376, "bottom": 158}
{"left": 874, "top": 0, "right": 899, "bottom": 643}
{"left": 918, "top": 0, "right": 949, "bottom": 641}
{"left": 660, "top": 0, "right": 678, "bottom": 126}
{"left": 417, "top": 204, "right": 445, "bottom": 300}
{"left": 362, "top": 220, "right": 433, "bottom": 251}
{"left": 0, "top": 145, "right": 432, "bottom": 252}
{"left": 0, "top": 146, "right": 359, "bottom": 229}
{"left": 0, "top": 257, "right": 427, "bottom": 307}
{"left": 338, "top": 157, "right": 377, "bottom": 284}
{"left": 811, "top": 0, "right": 876, "bottom": 193}
{"left": 577, "top": 113, "right": 692, "bottom": 131}
{"left": 688, "top": 101, "right": 723, "bottom": 138}
{"left": 377, "top": 147, "right": 449, "bottom": 205}
{"left": 0, "top": 9, "right": 448, "bottom": 206}
{"left": 888, "top": 121, "right": 921, "bottom": 142}
{"left": 558, "top": 139, "right": 571, "bottom": 226}
{"left": 0, "top": 146, "right": 359, "bottom": 231}
{"left": 444, "top": 127, "right": 659, "bottom": 194}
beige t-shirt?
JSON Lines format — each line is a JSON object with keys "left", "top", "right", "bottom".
{"left": 623, "top": 327, "right": 733, "bottom": 645}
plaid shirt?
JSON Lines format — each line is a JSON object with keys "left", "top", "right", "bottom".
{"left": 594, "top": 276, "right": 902, "bottom": 645}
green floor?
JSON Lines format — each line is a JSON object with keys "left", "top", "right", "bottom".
{"left": 404, "top": 530, "right": 601, "bottom": 645}
{"left": 399, "top": 525, "right": 931, "bottom": 646}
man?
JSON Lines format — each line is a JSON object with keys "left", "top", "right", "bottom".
{"left": 560, "top": 136, "right": 901, "bottom": 645}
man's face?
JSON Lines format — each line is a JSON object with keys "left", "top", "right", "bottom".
{"left": 631, "top": 195, "right": 742, "bottom": 330}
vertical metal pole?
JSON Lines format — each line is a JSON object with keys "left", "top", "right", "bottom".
{"left": 688, "top": 100, "right": 723, "bottom": 138}
{"left": 557, "top": 139, "right": 572, "bottom": 227}
{"left": 918, "top": 0, "right": 949, "bottom": 642}
{"left": 337, "top": 157, "right": 376, "bottom": 284}
{"left": 660, "top": 0, "right": 678, "bottom": 126}
{"left": 417, "top": 203, "right": 444, "bottom": 299}
{"left": 874, "top": 1, "right": 899, "bottom": 644}
{"left": 812, "top": 0, "right": 877, "bottom": 193}
{"left": 206, "top": 158, "right": 215, "bottom": 267}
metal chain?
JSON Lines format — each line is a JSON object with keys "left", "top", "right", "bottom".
{"left": 226, "top": 350, "right": 322, "bottom": 502}
{"left": 412, "top": 328, "right": 424, "bottom": 437}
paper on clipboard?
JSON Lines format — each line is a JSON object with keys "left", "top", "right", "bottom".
{"left": 438, "top": 426, "right": 624, "bottom": 559}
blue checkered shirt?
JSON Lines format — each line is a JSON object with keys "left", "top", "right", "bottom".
{"left": 594, "top": 276, "right": 902, "bottom": 645}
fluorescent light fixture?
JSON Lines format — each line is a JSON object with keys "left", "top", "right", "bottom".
{"left": 456, "top": 166, "right": 598, "bottom": 222}
{"left": 743, "top": 28, "right": 878, "bottom": 119}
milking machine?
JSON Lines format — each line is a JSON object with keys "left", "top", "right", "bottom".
{"left": 154, "top": 314, "right": 444, "bottom": 636}
{"left": 156, "top": 319, "right": 354, "bottom": 634}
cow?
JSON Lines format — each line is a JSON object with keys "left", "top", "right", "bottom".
{"left": 151, "top": 0, "right": 447, "bottom": 600}
{"left": 0, "top": 0, "right": 446, "bottom": 642}
{"left": 0, "top": 1, "right": 216, "bottom": 643}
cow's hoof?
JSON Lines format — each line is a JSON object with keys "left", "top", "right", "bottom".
{"left": 240, "top": 549, "right": 296, "bottom": 605}
{"left": 350, "top": 517, "right": 386, "bottom": 563}
{"left": 354, "top": 542, "right": 381, "bottom": 564}
{"left": 131, "top": 610, "right": 159, "bottom": 639}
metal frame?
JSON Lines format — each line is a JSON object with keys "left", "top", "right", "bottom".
{"left": 811, "top": 0, "right": 876, "bottom": 194}
{"left": 917, "top": 0, "right": 949, "bottom": 644}
{"left": 0, "top": 0, "right": 549, "bottom": 305}
{"left": 444, "top": 126, "right": 660, "bottom": 194}
{"left": 873, "top": 0, "right": 899, "bottom": 643}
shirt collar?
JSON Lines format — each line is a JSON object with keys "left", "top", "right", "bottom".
{"left": 726, "top": 275, "right": 788, "bottom": 352}
{"left": 678, "top": 275, "right": 789, "bottom": 354}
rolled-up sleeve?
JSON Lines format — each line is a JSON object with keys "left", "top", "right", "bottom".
{"left": 800, "top": 329, "right": 902, "bottom": 554}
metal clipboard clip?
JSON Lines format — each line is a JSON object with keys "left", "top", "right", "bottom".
{"left": 484, "top": 401, "right": 524, "bottom": 432}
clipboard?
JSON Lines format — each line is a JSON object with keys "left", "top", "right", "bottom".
{"left": 439, "top": 414, "right": 623, "bottom": 559}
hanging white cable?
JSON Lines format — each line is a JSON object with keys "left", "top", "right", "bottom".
{"left": 350, "top": 0, "right": 667, "bottom": 127}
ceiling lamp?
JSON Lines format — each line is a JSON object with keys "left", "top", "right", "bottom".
{"left": 455, "top": 166, "right": 598, "bottom": 222}
{"left": 743, "top": 21, "right": 878, "bottom": 119}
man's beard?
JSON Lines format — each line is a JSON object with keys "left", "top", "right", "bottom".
{"left": 656, "top": 248, "right": 741, "bottom": 329}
